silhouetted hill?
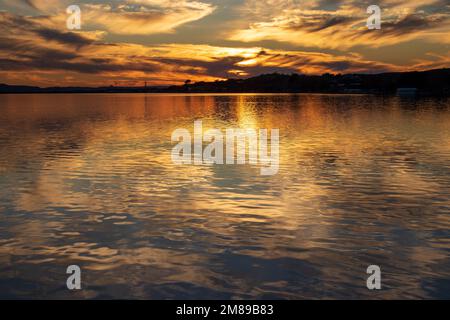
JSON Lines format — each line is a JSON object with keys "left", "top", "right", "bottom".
{"left": 169, "top": 68, "right": 450, "bottom": 95}
{"left": 1, "top": 68, "right": 449, "bottom": 95}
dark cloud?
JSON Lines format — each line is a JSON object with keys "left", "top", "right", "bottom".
{"left": 0, "top": 55, "right": 161, "bottom": 74}
{"left": 204, "top": 57, "right": 247, "bottom": 77}
{"left": 358, "top": 12, "right": 448, "bottom": 39}
{"left": 310, "top": 15, "right": 357, "bottom": 32}
{"left": 151, "top": 49, "right": 395, "bottom": 79}
{"left": 285, "top": 14, "right": 357, "bottom": 32}
{"left": 382, "top": 13, "right": 445, "bottom": 35}
{"left": 0, "top": 12, "right": 95, "bottom": 48}
{"left": 34, "top": 28, "right": 94, "bottom": 48}
{"left": 0, "top": 12, "right": 162, "bottom": 75}
{"left": 153, "top": 56, "right": 256, "bottom": 78}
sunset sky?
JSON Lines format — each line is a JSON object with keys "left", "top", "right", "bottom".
{"left": 1, "top": 0, "right": 449, "bottom": 86}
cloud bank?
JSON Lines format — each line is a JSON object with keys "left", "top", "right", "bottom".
{"left": 0, "top": 0, "right": 449, "bottom": 86}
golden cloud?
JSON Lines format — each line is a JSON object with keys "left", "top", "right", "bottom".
{"left": 230, "top": 0, "right": 450, "bottom": 49}
{"left": 1, "top": 0, "right": 450, "bottom": 87}
{"left": 83, "top": 1, "right": 215, "bottom": 35}
{"left": 11, "top": 0, "right": 215, "bottom": 35}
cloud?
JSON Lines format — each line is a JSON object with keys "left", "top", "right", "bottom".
{"left": 34, "top": 27, "right": 95, "bottom": 48}
{"left": 230, "top": 0, "right": 450, "bottom": 49}
{"left": 11, "top": 0, "right": 215, "bottom": 35}
{"left": 0, "top": 2, "right": 449, "bottom": 87}
{"left": 150, "top": 46, "right": 405, "bottom": 78}
{"left": 0, "top": 11, "right": 404, "bottom": 87}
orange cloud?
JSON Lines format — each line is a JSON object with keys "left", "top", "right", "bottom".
{"left": 231, "top": 0, "right": 450, "bottom": 49}
{"left": 10, "top": 0, "right": 215, "bottom": 35}
{"left": 0, "top": 1, "right": 449, "bottom": 87}
{"left": 83, "top": 1, "right": 215, "bottom": 35}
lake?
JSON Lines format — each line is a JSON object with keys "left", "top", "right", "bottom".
{"left": 0, "top": 93, "right": 449, "bottom": 299}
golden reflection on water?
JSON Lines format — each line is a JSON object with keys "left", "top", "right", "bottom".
{"left": 0, "top": 94, "right": 449, "bottom": 299}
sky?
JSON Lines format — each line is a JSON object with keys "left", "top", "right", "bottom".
{"left": 0, "top": 0, "right": 449, "bottom": 86}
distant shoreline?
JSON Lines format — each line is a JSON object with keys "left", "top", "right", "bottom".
{"left": 0, "top": 92, "right": 377, "bottom": 95}
{"left": 1, "top": 68, "right": 449, "bottom": 96}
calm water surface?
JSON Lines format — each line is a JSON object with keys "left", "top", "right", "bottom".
{"left": 0, "top": 93, "right": 449, "bottom": 299}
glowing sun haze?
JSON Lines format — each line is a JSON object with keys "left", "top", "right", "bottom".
{"left": 0, "top": 0, "right": 449, "bottom": 86}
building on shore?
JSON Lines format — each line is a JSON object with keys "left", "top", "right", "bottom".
{"left": 396, "top": 88, "right": 417, "bottom": 96}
